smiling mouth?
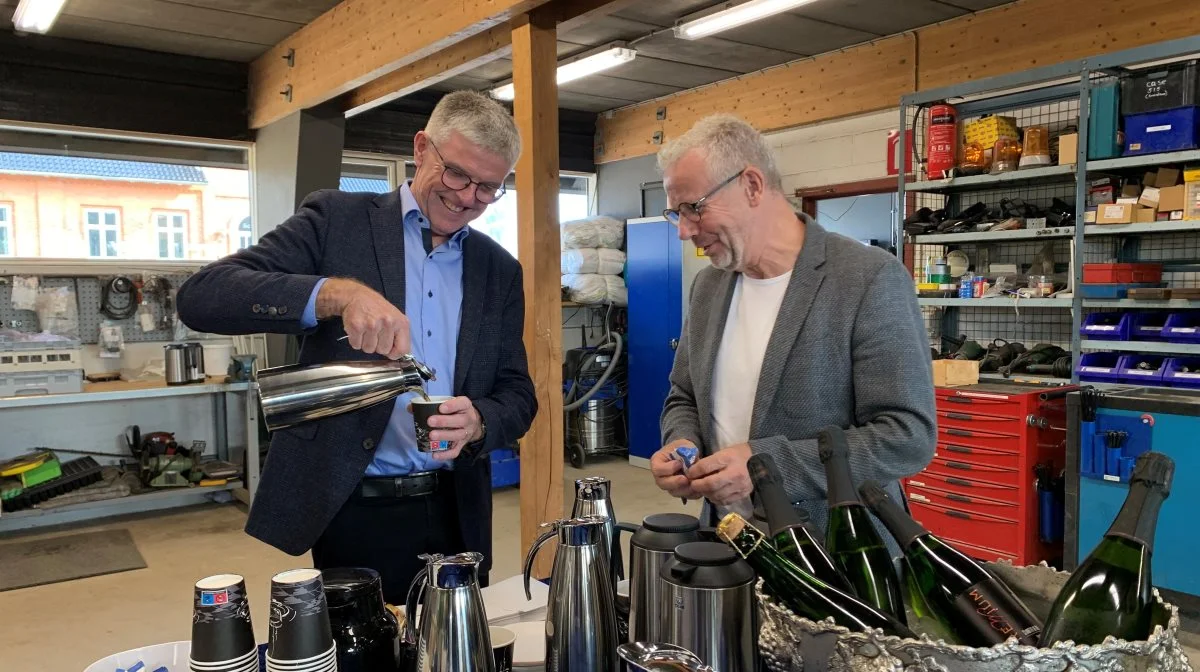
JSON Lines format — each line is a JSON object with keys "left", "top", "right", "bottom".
{"left": 440, "top": 195, "right": 466, "bottom": 214}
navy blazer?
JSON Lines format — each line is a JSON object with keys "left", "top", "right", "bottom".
{"left": 176, "top": 188, "right": 537, "bottom": 573}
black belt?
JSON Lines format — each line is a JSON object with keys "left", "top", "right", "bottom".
{"left": 357, "top": 471, "right": 443, "bottom": 499}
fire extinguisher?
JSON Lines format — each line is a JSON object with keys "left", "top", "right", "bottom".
{"left": 926, "top": 103, "right": 958, "bottom": 180}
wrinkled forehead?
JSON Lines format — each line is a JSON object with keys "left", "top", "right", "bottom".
{"left": 663, "top": 151, "right": 714, "bottom": 204}
{"left": 435, "top": 131, "right": 512, "bottom": 184}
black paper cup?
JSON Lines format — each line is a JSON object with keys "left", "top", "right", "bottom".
{"left": 412, "top": 395, "right": 453, "bottom": 452}
{"left": 189, "top": 647, "right": 257, "bottom": 669}
{"left": 490, "top": 626, "right": 515, "bottom": 672}
{"left": 190, "top": 574, "right": 257, "bottom": 665}
{"left": 267, "top": 569, "right": 335, "bottom": 663}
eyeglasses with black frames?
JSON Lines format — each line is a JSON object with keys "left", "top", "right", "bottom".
{"left": 426, "top": 137, "right": 507, "bottom": 204}
{"left": 662, "top": 169, "right": 745, "bottom": 226}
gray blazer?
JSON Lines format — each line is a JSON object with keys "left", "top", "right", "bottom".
{"left": 660, "top": 222, "right": 936, "bottom": 553}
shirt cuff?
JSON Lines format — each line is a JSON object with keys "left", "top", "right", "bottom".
{"left": 300, "top": 277, "right": 328, "bottom": 329}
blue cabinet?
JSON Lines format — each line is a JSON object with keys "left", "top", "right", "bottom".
{"left": 625, "top": 217, "right": 682, "bottom": 460}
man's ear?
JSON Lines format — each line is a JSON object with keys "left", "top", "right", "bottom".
{"left": 743, "top": 166, "right": 767, "bottom": 207}
{"left": 413, "top": 131, "right": 428, "bottom": 167}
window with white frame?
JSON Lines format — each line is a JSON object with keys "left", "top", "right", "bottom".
{"left": 84, "top": 208, "right": 121, "bottom": 258}
{"left": 155, "top": 211, "right": 188, "bottom": 259}
{"left": 0, "top": 204, "right": 11, "bottom": 256}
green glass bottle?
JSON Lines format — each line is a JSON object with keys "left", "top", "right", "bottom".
{"left": 1040, "top": 451, "right": 1174, "bottom": 646}
{"left": 860, "top": 480, "right": 1042, "bottom": 647}
{"left": 747, "top": 453, "right": 853, "bottom": 593}
{"left": 818, "top": 426, "right": 908, "bottom": 625}
{"left": 716, "top": 512, "right": 916, "bottom": 639}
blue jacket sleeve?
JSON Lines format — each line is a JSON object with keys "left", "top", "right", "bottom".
{"left": 176, "top": 191, "right": 335, "bottom": 336}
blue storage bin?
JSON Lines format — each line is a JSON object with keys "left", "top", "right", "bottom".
{"left": 1163, "top": 357, "right": 1200, "bottom": 389}
{"left": 1078, "top": 283, "right": 1163, "bottom": 299}
{"left": 1080, "top": 312, "right": 1134, "bottom": 340}
{"left": 1132, "top": 312, "right": 1170, "bottom": 341}
{"left": 1123, "top": 106, "right": 1200, "bottom": 155}
{"left": 1118, "top": 354, "right": 1167, "bottom": 385}
{"left": 1077, "top": 352, "right": 1125, "bottom": 383}
{"left": 1163, "top": 312, "right": 1200, "bottom": 343}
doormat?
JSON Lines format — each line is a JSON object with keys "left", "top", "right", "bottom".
{"left": 0, "top": 528, "right": 146, "bottom": 592}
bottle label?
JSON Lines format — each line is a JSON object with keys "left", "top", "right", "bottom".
{"left": 953, "top": 581, "right": 1042, "bottom": 645}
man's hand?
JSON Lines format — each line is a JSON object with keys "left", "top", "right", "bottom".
{"left": 650, "top": 439, "right": 700, "bottom": 500}
{"left": 688, "top": 443, "right": 753, "bottom": 506}
{"left": 318, "top": 278, "right": 411, "bottom": 359}
{"left": 425, "top": 396, "right": 483, "bottom": 462}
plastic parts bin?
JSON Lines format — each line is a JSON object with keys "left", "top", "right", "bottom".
{"left": 1118, "top": 354, "right": 1168, "bottom": 385}
{"left": 1082, "top": 263, "right": 1163, "bottom": 284}
{"left": 1080, "top": 312, "right": 1135, "bottom": 341}
{"left": 1077, "top": 352, "right": 1126, "bottom": 383}
{"left": 1163, "top": 313, "right": 1200, "bottom": 343}
{"left": 1163, "top": 357, "right": 1200, "bottom": 389}
{"left": 1123, "top": 106, "right": 1200, "bottom": 155}
{"left": 1133, "top": 312, "right": 1170, "bottom": 341}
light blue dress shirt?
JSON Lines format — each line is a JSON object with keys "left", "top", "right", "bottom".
{"left": 301, "top": 182, "right": 466, "bottom": 475}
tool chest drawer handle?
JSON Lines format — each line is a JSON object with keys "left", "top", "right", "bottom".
{"left": 945, "top": 460, "right": 973, "bottom": 470}
{"left": 945, "top": 477, "right": 973, "bottom": 487}
{"left": 946, "top": 412, "right": 974, "bottom": 421}
{"left": 946, "top": 428, "right": 973, "bottom": 437}
{"left": 946, "top": 493, "right": 972, "bottom": 503}
{"left": 946, "top": 510, "right": 972, "bottom": 520}
{"left": 944, "top": 445, "right": 973, "bottom": 454}
{"left": 946, "top": 397, "right": 973, "bottom": 404}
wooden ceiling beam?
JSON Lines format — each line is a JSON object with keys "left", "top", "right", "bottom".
{"left": 341, "top": 0, "right": 642, "bottom": 118}
{"left": 594, "top": 0, "right": 1200, "bottom": 164}
{"left": 248, "top": 0, "right": 552, "bottom": 129}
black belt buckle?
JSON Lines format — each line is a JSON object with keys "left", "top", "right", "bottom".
{"left": 396, "top": 471, "right": 438, "bottom": 498}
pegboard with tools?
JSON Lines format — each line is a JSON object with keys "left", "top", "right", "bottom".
{"left": 0, "top": 273, "right": 193, "bottom": 345}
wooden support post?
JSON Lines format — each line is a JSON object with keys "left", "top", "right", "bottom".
{"left": 513, "top": 10, "right": 563, "bottom": 579}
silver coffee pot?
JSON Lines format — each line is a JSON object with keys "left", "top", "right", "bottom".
{"left": 617, "top": 642, "right": 714, "bottom": 672}
{"left": 626, "top": 513, "right": 702, "bottom": 643}
{"left": 257, "top": 356, "right": 436, "bottom": 431}
{"left": 524, "top": 516, "right": 618, "bottom": 672}
{"left": 404, "top": 552, "right": 493, "bottom": 672}
{"left": 572, "top": 476, "right": 628, "bottom": 584}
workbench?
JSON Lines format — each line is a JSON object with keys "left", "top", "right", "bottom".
{"left": 0, "top": 377, "right": 259, "bottom": 533}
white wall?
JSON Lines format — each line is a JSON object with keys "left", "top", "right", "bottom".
{"left": 768, "top": 110, "right": 898, "bottom": 192}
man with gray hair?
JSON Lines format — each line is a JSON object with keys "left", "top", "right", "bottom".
{"left": 178, "top": 90, "right": 535, "bottom": 599}
{"left": 650, "top": 114, "right": 935, "bottom": 549}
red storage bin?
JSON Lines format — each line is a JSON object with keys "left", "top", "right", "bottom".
{"left": 1082, "top": 263, "right": 1163, "bottom": 284}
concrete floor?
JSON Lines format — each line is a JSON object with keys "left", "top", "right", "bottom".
{"left": 0, "top": 458, "right": 691, "bottom": 672}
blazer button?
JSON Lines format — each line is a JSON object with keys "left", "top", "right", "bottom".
{"left": 279, "top": 306, "right": 289, "bottom": 315}
{"left": 362, "top": 438, "right": 376, "bottom": 451}
{"left": 268, "top": 306, "right": 278, "bottom": 316}
{"left": 252, "top": 304, "right": 261, "bottom": 313}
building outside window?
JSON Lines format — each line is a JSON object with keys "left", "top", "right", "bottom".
{"left": 155, "top": 211, "right": 188, "bottom": 259}
{"left": 474, "top": 174, "right": 595, "bottom": 258}
{"left": 83, "top": 207, "right": 121, "bottom": 258}
{"left": 236, "top": 217, "right": 253, "bottom": 250}
{"left": 0, "top": 204, "right": 11, "bottom": 256}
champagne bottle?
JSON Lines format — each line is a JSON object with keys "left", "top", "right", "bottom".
{"left": 748, "top": 453, "right": 853, "bottom": 593}
{"left": 717, "top": 512, "right": 916, "bottom": 639}
{"left": 1040, "top": 451, "right": 1174, "bottom": 646}
{"left": 818, "top": 427, "right": 908, "bottom": 625}
{"left": 860, "top": 480, "right": 1042, "bottom": 647}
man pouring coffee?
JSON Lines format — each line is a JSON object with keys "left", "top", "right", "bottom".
{"left": 177, "top": 91, "right": 536, "bottom": 601}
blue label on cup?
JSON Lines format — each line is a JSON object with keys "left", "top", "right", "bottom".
{"left": 200, "top": 589, "right": 229, "bottom": 606}
{"left": 428, "top": 440, "right": 450, "bottom": 452}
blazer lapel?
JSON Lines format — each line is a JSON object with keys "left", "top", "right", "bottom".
{"left": 368, "top": 191, "right": 407, "bottom": 311}
{"left": 697, "top": 271, "right": 736, "bottom": 455}
{"left": 750, "top": 222, "right": 828, "bottom": 433}
{"left": 454, "top": 231, "right": 488, "bottom": 392}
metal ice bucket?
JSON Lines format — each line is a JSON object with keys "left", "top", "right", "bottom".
{"left": 758, "top": 561, "right": 1194, "bottom": 672}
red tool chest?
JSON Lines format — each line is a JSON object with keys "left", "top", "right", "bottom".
{"left": 903, "top": 382, "right": 1074, "bottom": 566}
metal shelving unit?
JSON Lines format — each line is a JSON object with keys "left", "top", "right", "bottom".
{"left": 897, "top": 35, "right": 1200, "bottom": 385}
{"left": 0, "top": 481, "right": 242, "bottom": 533}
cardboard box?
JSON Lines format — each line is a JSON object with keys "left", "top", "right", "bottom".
{"left": 1057, "top": 133, "right": 1078, "bottom": 165}
{"left": 1116, "top": 197, "right": 1139, "bottom": 205}
{"left": 1097, "top": 203, "right": 1134, "bottom": 224}
{"left": 1121, "top": 183, "right": 1142, "bottom": 198}
{"left": 1171, "top": 210, "right": 1186, "bottom": 220}
{"left": 1184, "top": 164, "right": 1200, "bottom": 182}
{"left": 933, "top": 360, "right": 980, "bottom": 388}
{"left": 1156, "top": 167, "right": 1182, "bottom": 187}
{"left": 1084, "top": 208, "right": 1097, "bottom": 223}
{"left": 1139, "top": 186, "right": 1161, "bottom": 208}
{"left": 964, "top": 116, "right": 1020, "bottom": 150}
{"left": 1158, "top": 184, "right": 1187, "bottom": 212}
{"left": 1134, "top": 207, "right": 1157, "bottom": 223}
{"left": 1143, "top": 171, "right": 1159, "bottom": 187}
{"left": 1187, "top": 182, "right": 1200, "bottom": 220}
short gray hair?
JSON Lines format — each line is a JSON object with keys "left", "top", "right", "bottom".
{"left": 426, "top": 90, "right": 522, "bottom": 168}
{"left": 657, "top": 114, "right": 783, "bottom": 192}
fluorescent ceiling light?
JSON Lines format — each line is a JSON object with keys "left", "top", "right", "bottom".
{"left": 492, "top": 43, "right": 637, "bottom": 101}
{"left": 675, "top": 0, "right": 821, "bottom": 40}
{"left": 13, "top": 0, "right": 69, "bottom": 34}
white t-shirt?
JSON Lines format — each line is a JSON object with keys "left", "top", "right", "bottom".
{"left": 710, "top": 270, "right": 792, "bottom": 519}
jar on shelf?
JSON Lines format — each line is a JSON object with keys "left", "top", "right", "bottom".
{"left": 960, "top": 141, "right": 989, "bottom": 175}
{"left": 991, "top": 138, "right": 1022, "bottom": 173}
{"left": 1019, "top": 126, "right": 1051, "bottom": 167}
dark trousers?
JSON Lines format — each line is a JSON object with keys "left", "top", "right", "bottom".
{"left": 311, "top": 474, "right": 473, "bottom": 604}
